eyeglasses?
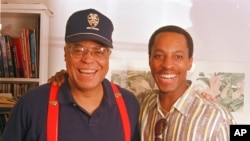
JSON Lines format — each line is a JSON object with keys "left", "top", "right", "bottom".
{"left": 155, "top": 118, "right": 166, "bottom": 141}
{"left": 68, "top": 44, "right": 111, "bottom": 60}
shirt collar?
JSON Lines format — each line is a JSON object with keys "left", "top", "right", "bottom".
{"left": 140, "top": 80, "right": 196, "bottom": 117}
{"left": 58, "top": 76, "right": 116, "bottom": 107}
{"left": 173, "top": 81, "right": 195, "bottom": 116}
{"left": 153, "top": 80, "right": 195, "bottom": 117}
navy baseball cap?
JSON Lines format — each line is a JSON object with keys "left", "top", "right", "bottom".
{"left": 65, "top": 8, "right": 114, "bottom": 48}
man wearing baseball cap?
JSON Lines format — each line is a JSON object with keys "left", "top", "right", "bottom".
{"left": 1, "top": 9, "right": 140, "bottom": 141}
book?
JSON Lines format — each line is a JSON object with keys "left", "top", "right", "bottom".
{"left": 29, "top": 30, "right": 37, "bottom": 78}
{"left": 0, "top": 41, "right": 4, "bottom": 77}
{"left": 4, "top": 35, "right": 15, "bottom": 77}
{"left": 9, "top": 38, "right": 20, "bottom": 77}
{"left": 12, "top": 37, "right": 25, "bottom": 77}
{"left": 21, "top": 28, "right": 32, "bottom": 78}
{"left": 0, "top": 36, "right": 9, "bottom": 77}
{"left": 21, "top": 32, "right": 28, "bottom": 78}
{"left": 0, "top": 93, "right": 12, "bottom": 99}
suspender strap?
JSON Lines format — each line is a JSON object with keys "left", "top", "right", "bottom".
{"left": 110, "top": 83, "right": 131, "bottom": 141}
{"left": 47, "top": 83, "right": 130, "bottom": 141}
{"left": 47, "top": 85, "right": 59, "bottom": 141}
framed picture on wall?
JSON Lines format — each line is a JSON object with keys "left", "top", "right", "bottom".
{"left": 107, "top": 60, "right": 250, "bottom": 124}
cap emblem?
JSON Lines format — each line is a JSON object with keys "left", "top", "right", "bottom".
{"left": 87, "top": 13, "right": 100, "bottom": 31}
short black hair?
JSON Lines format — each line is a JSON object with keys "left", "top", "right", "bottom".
{"left": 148, "top": 25, "right": 193, "bottom": 58}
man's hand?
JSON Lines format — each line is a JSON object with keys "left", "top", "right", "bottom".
{"left": 48, "top": 69, "right": 67, "bottom": 86}
{"left": 201, "top": 92, "right": 217, "bottom": 102}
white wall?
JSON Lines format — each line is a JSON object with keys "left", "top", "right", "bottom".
{"left": 48, "top": 0, "right": 250, "bottom": 75}
{"left": 47, "top": 0, "right": 250, "bottom": 123}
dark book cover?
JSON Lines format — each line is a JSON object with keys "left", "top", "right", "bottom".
{"left": 9, "top": 38, "right": 19, "bottom": 77}
{"left": 0, "top": 42, "right": 4, "bottom": 77}
{"left": 4, "top": 35, "right": 15, "bottom": 77}
{"left": 0, "top": 36, "right": 9, "bottom": 77}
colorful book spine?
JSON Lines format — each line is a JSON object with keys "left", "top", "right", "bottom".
{"left": 12, "top": 37, "right": 25, "bottom": 78}
{"left": 21, "top": 32, "right": 28, "bottom": 78}
{"left": 29, "top": 30, "right": 37, "bottom": 78}
{"left": 9, "top": 38, "right": 20, "bottom": 77}
{"left": 21, "top": 28, "right": 32, "bottom": 78}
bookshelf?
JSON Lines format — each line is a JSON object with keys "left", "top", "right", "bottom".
{"left": 0, "top": 3, "right": 52, "bottom": 133}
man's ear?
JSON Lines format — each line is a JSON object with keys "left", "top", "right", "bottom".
{"left": 64, "top": 46, "right": 67, "bottom": 61}
{"left": 188, "top": 57, "right": 193, "bottom": 70}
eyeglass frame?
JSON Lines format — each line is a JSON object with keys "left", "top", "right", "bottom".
{"left": 66, "top": 43, "right": 112, "bottom": 60}
{"left": 154, "top": 118, "right": 167, "bottom": 141}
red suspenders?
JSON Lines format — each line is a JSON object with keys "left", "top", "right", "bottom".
{"left": 47, "top": 83, "right": 131, "bottom": 141}
{"left": 110, "top": 83, "right": 131, "bottom": 141}
{"left": 47, "top": 85, "right": 59, "bottom": 141}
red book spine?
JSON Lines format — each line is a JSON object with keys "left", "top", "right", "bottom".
{"left": 12, "top": 37, "right": 25, "bottom": 77}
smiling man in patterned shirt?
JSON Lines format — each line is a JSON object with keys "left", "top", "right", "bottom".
{"left": 137, "top": 25, "right": 236, "bottom": 141}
